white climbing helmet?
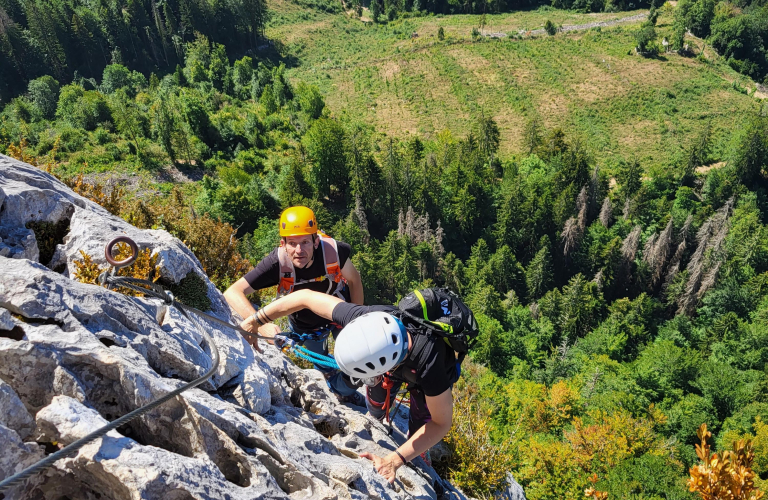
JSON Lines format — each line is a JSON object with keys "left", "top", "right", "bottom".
{"left": 334, "top": 311, "right": 408, "bottom": 378}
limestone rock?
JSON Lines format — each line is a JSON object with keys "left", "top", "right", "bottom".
{"left": 0, "top": 424, "right": 44, "bottom": 497}
{"left": 0, "top": 379, "right": 35, "bottom": 440}
{"left": 0, "top": 307, "right": 15, "bottom": 330}
{"left": 230, "top": 359, "right": 274, "bottom": 414}
{"left": 497, "top": 473, "right": 527, "bottom": 500}
{"left": 0, "top": 156, "right": 484, "bottom": 500}
{"left": 0, "top": 226, "right": 38, "bottom": 261}
{"left": 0, "top": 155, "right": 228, "bottom": 316}
{"left": 34, "top": 395, "right": 286, "bottom": 500}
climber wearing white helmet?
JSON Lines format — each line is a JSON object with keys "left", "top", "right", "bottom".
{"left": 243, "top": 288, "right": 461, "bottom": 484}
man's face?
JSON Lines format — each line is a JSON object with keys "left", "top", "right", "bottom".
{"left": 283, "top": 235, "right": 317, "bottom": 267}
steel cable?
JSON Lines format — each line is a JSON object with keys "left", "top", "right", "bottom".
{"left": 0, "top": 272, "right": 340, "bottom": 493}
{"left": 0, "top": 295, "right": 219, "bottom": 493}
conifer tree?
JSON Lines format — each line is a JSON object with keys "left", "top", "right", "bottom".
{"left": 527, "top": 237, "right": 554, "bottom": 300}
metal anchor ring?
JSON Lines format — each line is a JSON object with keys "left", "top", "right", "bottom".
{"left": 104, "top": 236, "right": 139, "bottom": 268}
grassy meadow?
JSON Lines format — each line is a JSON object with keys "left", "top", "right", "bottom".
{"left": 269, "top": 2, "right": 765, "bottom": 170}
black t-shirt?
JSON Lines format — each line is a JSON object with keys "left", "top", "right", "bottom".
{"left": 244, "top": 241, "right": 352, "bottom": 331}
{"left": 332, "top": 303, "right": 458, "bottom": 397}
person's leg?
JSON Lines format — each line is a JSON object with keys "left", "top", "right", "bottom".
{"left": 366, "top": 378, "right": 401, "bottom": 421}
{"left": 407, "top": 387, "right": 432, "bottom": 437}
{"left": 407, "top": 387, "right": 434, "bottom": 466}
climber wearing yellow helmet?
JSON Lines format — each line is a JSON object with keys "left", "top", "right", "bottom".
{"left": 224, "top": 206, "right": 366, "bottom": 406}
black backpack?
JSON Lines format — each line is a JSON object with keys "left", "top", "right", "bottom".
{"left": 396, "top": 288, "right": 479, "bottom": 356}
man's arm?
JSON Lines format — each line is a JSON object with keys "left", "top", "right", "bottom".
{"left": 223, "top": 278, "right": 257, "bottom": 320}
{"left": 360, "top": 389, "right": 453, "bottom": 483}
{"left": 256, "top": 289, "right": 343, "bottom": 324}
{"left": 340, "top": 259, "right": 364, "bottom": 305}
{"left": 239, "top": 289, "right": 344, "bottom": 336}
{"left": 223, "top": 278, "right": 282, "bottom": 347}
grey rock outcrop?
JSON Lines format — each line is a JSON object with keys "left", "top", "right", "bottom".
{"left": 498, "top": 473, "right": 527, "bottom": 500}
{"left": 0, "top": 379, "right": 35, "bottom": 440}
{"left": 0, "top": 155, "right": 472, "bottom": 500}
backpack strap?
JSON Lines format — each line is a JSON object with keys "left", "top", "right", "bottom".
{"left": 319, "top": 235, "right": 346, "bottom": 297}
{"left": 318, "top": 235, "right": 342, "bottom": 282}
{"left": 276, "top": 245, "right": 296, "bottom": 298}
{"left": 412, "top": 289, "right": 454, "bottom": 334}
{"left": 410, "top": 289, "right": 455, "bottom": 351}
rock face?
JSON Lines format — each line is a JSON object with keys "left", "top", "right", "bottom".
{"left": 0, "top": 155, "right": 474, "bottom": 500}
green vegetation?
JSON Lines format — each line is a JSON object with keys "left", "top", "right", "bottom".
{"left": 269, "top": 3, "right": 762, "bottom": 170}
{"left": 3, "top": 0, "right": 768, "bottom": 498}
{"left": 0, "top": 0, "right": 268, "bottom": 103}
{"left": 675, "top": 0, "right": 768, "bottom": 81}
{"left": 163, "top": 271, "right": 213, "bottom": 311}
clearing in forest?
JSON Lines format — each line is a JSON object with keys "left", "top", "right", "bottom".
{"left": 268, "top": 1, "right": 764, "bottom": 169}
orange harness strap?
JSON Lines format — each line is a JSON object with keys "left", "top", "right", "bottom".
{"left": 382, "top": 375, "right": 396, "bottom": 423}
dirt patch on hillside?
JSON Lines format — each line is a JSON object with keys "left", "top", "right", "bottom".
{"left": 571, "top": 60, "right": 628, "bottom": 102}
{"left": 493, "top": 110, "right": 526, "bottom": 155}
{"left": 615, "top": 119, "right": 659, "bottom": 152}
{"left": 611, "top": 57, "right": 687, "bottom": 87}
{"left": 447, "top": 47, "right": 503, "bottom": 87}
{"left": 696, "top": 161, "right": 726, "bottom": 174}
{"left": 537, "top": 92, "right": 570, "bottom": 126}
{"left": 375, "top": 98, "right": 420, "bottom": 136}
{"left": 379, "top": 60, "right": 402, "bottom": 79}
{"left": 281, "top": 20, "right": 332, "bottom": 44}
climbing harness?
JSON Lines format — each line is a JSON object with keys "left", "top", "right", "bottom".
{"left": 371, "top": 375, "right": 407, "bottom": 435}
{"left": 0, "top": 235, "right": 334, "bottom": 494}
{"left": 276, "top": 233, "right": 346, "bottom": 299}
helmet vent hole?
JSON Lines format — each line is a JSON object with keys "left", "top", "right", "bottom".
{"left": 365, "top": 362, "right": 375, "bottom": 370}
{"left": 391, "top": 334, "right": 398, "bottom": 344}
{"left": 354, "top": 368, "right": 366, "bottom": 374}
{"left": 383, "top": 316, "right": 390, "bottom": 323}
{"left": 392, "top": 352, "right": 398, "bottom": 361}
{"left": 379, "top": 357, "right": 386, "bottom": 366}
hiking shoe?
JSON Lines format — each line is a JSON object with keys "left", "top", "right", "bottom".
{"left": 338, "top": 390, "right": 366, "bottom": 408}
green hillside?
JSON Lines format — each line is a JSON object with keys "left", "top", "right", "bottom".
{"left": 271, "top": 2, "right": 764, "bottom": 169}
{"left": 4, "top": 0, "right": 768, "bottom": 497}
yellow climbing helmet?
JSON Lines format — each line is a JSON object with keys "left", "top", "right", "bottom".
{"left": 279, "top": 206, "right": 318, "bottom": 237}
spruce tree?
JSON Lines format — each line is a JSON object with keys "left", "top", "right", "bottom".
{"left": 370, "top": 0, "right": 380, "bottom": 23}
{"left": 526, "top": 237, "right": 554, "bottom": 301}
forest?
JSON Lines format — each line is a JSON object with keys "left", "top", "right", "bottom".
{"left": 0, "top": 0, "right": 268, "bottom": 102}
{"left": 3, "top": 0, "right": 768, "bottom": 496}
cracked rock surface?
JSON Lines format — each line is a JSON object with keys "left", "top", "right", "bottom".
{"left": 0, "top": 155, "right": 472, "bottom": 500}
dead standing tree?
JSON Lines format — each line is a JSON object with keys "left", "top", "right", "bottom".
{"left": 599, "top": 197, "right": 612, "bottom": 228}
{"left": 562, "top": 185, "right": 590, "bottom": 257}
{"left": 677, "top": 198, "right": 734, "bottom": 316}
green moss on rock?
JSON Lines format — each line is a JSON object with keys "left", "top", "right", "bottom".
{"left": 163, "top": 271, "right": 212, "bottom": 312}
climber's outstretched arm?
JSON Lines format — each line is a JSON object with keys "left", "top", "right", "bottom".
{"left": 254, "top": 289, "right": 343, "bottom": 326}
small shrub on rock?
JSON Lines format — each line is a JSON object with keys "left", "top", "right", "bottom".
{"left": 162, "top": 271, "right": 213, "bottom": 311}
